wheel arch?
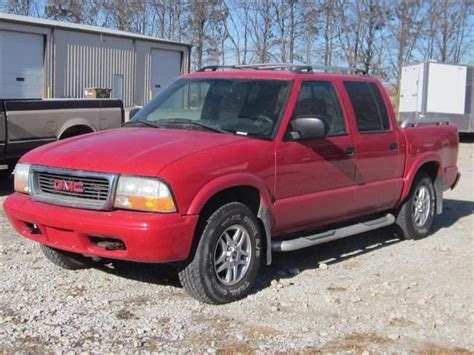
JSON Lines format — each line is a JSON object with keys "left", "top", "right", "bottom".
{"left": 186, "top": 174, "right": 274, "bottom": 265}
{"left": 399, "top": 155, "right": 443, "bottom": 214}
{"left": 58, "top": 119, "right": 96, "bottom": 140}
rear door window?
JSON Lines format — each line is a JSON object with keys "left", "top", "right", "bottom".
{"left": 343, "top": 81, "right": 390, "bottom": 133}
{"left": 293, "top": 81, "right": 347, "bottom": 136}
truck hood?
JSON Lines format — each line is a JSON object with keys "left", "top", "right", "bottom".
{"left": 21, "top": 128, "right": 248, "bottom": 176}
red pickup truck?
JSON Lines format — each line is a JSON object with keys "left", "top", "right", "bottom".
{"left": 4, "top": 64, "right": 460, "bottom": 304}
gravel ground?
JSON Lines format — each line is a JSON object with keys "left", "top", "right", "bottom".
{"left": 1, "top": 142, "right": 473, "bottom": 353}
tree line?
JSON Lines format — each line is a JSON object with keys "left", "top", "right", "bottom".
{"left": 4, "top": 0, "right": 473, "bottom": 91}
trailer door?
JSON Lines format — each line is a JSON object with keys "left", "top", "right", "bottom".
{"left": 399, "top": 64, "right": 423, "bottom": 114}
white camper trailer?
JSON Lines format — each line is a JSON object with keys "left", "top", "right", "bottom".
{"left": 399, "top": 61, "right": 473, "bottom": 133}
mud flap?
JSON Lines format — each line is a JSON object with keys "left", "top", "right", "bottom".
{"left": 435, "top": 175, "right": 443, "bottom": 215}
{"left": 257, "top": 202, "right": 272, "bottom": 265}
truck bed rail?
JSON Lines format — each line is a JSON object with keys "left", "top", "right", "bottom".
{"left": 399, "top": 118, "right": 451, "bottom": 128}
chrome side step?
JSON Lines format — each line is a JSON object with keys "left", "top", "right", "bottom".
{"left": 272, "top": 214, "right": 395, "bottom": 252}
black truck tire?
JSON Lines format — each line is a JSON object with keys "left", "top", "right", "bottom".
{"left": 179, "top": 202, "right": 263, "bottom": 304}
{"left": 0, "top": 164, "right": 14, "bottom": 179}
{"left": 40, "top": 244, "right": 94, "bottom": 270}
{"left": 395, "top": 172, "right": 436, "bottom": 240}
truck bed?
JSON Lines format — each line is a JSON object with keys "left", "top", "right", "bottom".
{"left": 1, "top": 98, "right": 123, "bottom": 167}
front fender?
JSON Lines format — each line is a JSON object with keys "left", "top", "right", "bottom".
{"left": 186, "top": 173, "right": 274, "bottom": 216}
{"left": 186, "top": 173, "right": 274, "bottom": 265}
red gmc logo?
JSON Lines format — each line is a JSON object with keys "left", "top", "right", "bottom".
{"left": 52, "top": 180, "right": 84, "bottom": 193}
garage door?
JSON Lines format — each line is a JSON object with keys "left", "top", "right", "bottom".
{"left": 150, "top": 49, "right": 182, "bottom": 99}
{"left": 0, "top": 30, "right": 44, "bottom": 98}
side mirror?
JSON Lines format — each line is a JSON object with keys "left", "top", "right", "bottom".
{"left": 129, "top": 107, "right": 141, "bottom": 120}
{"left": 289, "top": 116, "right": 329, "bottom": 140}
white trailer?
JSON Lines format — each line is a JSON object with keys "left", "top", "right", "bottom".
{"left": 399, "top": 61, "right": 473, "bottom": 133}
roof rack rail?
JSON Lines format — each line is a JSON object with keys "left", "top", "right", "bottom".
{"left": 197, "top": 63, "right": 367, "bottom": 75}
{"left": 311, "top": 64, "right": 367, "bottom": 75}
{"left": 198, "top": 63, "right": 312, "bottom": 73}
{"left": 235, "top": 63, "right": 313, "bottom": 73}
{"left": 198, "top": 65, "right": 237, "bottom": 72}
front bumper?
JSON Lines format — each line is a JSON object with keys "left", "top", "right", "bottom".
{"left": 4, "top": 193, "right": 198, "bottom": 262}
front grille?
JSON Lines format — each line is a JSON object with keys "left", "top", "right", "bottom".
{"left": 37, "top": 172, "right": 109, "bottom": 201}
{"left": 30, "top": 166, "right": 117, "bottom": 210}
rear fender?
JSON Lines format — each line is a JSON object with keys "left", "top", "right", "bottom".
{"left": 399, "top": 152, "right": 442, "bottom": 212}
{"left": 58, "top": 119, "right": 97, "bottom": 139}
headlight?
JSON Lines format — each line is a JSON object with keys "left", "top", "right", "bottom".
{"left": 14, "top": 163, "right": 31, "bottom": 194}
{"left": 114, "top": 176, "right": 176, "bottom": 213}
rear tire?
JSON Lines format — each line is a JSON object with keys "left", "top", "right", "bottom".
{"left": 178, "top": 202, "right": 263, "bottom": 304}
{"left": 40, "top": 244, "right": 94, "bottom": 270}
{"left": 395, "top": 173, "right": 435, "bottom": 240}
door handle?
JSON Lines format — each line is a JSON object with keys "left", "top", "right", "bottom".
{"left": 389, "top": 142, "right": 398, "bottom": 151}
{"left": 345, "top": 147, "right": 355, "bottom": 157}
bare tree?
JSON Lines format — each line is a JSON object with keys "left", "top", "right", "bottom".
{"left": 149, "top": 0, "right": 168, "bottom": 38}
{"left": 334, "top": 0, "right": 364, "bottom": 67}
{"left": 45, "top": 0, "right": 99, "bottom": 25}
{"left": 249, "top": 0, "right": 274, "bottom": 63}
{"left": 96, "top": 0, "right": 149, "bottom": 33}
{"left": 387, "top": 0, "right": 425, "bottom": 91}
{"left": 272, "top": 0, "right": 299, "bottom": 63}
{"left": 274, "top": 0, "right": 288, "bottom": 62}
{"left": 5, "top": 0, "right": 41, "bottom": 16}
{"left": 224, "top": 0, "right": 251, "bottom": 65}
{"left": 360, "top": 0, "right": 387, "bottom": 73}
{"left": 322, "top": 0, "right": 334, "bottom": 65}
{"left": 205, "top": 1, "right": 228, "bottom": 65}
{"left": 148, "top": 0, "right": 186, "bottom": 42}
{"left": 422, "top": 0, "right": 473, "bottom": 64}
{"left": 287, "top": 0, "right": 297, "bottom": 62}
{"left": 450, "top": 0, "right": 473, "bottom": 64}
{"left": 186, "top": 0, "right": 228, "bottom": 70}
{"left": 298, "top": 0, "right": 319, "bottom": 64}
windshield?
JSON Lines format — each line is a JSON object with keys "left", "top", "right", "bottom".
{"left": 131, "top": 78, "right": 291, "bottom": 139}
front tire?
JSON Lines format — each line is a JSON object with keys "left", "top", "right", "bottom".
{"left": 179, "top": 202, "right": 263, "bottom": 304}
{"left": 395, "top": 173, "right": 436, "bottom": 240}
{"left": 40, "top": 245, "right": 94, "bottom": 270}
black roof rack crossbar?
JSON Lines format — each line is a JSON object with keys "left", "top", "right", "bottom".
{"left": 197, "top": 63, "right": 367, "bottom": 75}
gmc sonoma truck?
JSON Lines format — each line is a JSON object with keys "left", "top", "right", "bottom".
{"left": 4, "top": 64, "right": 460, "bottom": 304}
{"left": 1, "top": 98, "right": 124, "bottom": 178}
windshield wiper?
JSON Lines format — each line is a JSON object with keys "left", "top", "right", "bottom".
{"left": 122, "top": 119, "right": 162, "bottom": 128}
{"left": 160, "top": 118, "right": 230, "bottom": 134}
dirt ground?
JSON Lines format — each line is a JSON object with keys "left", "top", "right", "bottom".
{"left": 1, "top": 142, "right": 473, "bottom": 353}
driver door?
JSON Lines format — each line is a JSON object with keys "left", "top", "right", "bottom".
{"left": 273, "top": 80, "right": 356, "bottom": 233}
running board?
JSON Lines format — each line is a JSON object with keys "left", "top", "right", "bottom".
{"left": 272, "top": 214, "right": 395, "bottom": 252}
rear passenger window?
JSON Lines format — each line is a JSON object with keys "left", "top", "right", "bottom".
{"left": 293, "top": 81, "right": 347, "bottom": 136}
{"left": 343, "top": 81, "right": 390, "bottom": 132}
